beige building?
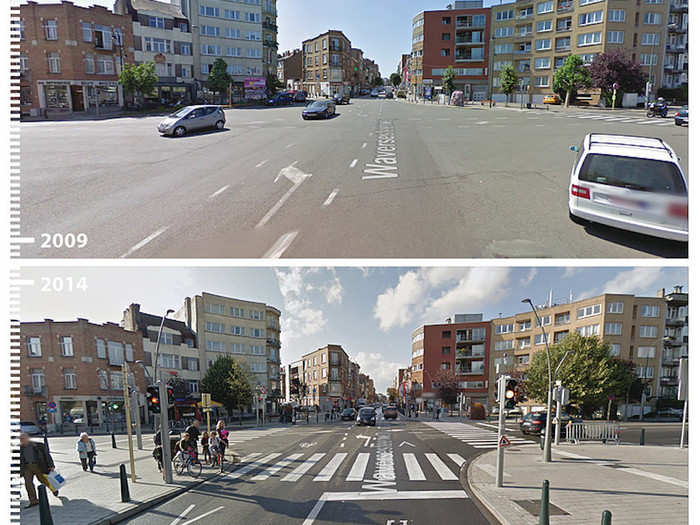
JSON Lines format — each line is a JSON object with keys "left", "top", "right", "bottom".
{"left": 490, "top": 293, "right": 666, "bottom": 406}
{"left": 489, "top": 0, "right": 668, "bottom": 105}
{"left": 261, "top": 0, "right": 278, "bottom": 77}
{"left": 300, "top": 344, "right": 359, "bottom": 410}
{"left": 175, "top": 292, "right": 282, "bottom": 412}
{"left": 410, "top": 12, "right": 425, "bottom": 96}
{"left": 302, "top": 30, "right": 353, "bottom": 97}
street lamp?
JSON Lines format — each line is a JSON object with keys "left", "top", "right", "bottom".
{"left": 152, "top": 309, "right": 175, "bottom": 383}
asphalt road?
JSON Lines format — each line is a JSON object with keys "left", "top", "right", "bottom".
{"left": 122, "top": 413, "right": 498, "bottom": 525}
{"left": 19, "top": 98, "right": 688, "bottom": 258}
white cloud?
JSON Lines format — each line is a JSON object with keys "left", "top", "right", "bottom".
{"left": 274, "top": 269, "right": 329, "bottom": 343}
{"left": 563, "top": 267, "right": 583, "bottom": 278}
{"left": 374, "top": 270, "right": 429, "bottom": 331}
{"left": 600, "top": 267, "right": 664, "bottom": 295}
{"left": 520, "top": 268, "right": 537, "bottom": 286}
{"left": 324, "top": 277, "right": 343, "bottom": 305}
{"left": 351, "top": 351, "right": 405, "bottom": 394}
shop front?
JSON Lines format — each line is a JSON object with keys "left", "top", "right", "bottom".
{"left": 36, "top": 80, "right": 124, "bottom": 117}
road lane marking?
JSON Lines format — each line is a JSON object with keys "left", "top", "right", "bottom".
{"left": 251, "top": 453, "right": 303, "bottom": 481}
{"left": 257, "top": 164, "right": 312, "bottom": 228}
{"left": 182, "top": 506, "right": 225, "bottom": 525}
{"left": 314, "top": 453, "right": 347, "bottom": 481}
{"left": 402, "top": 453, "right": 425, "bottom": 480}
{"left": 285, "top": 143, "right": 296, "bottom": 148}
{"left": 346, "top": 453, "right": 370, "bottom": 481}
{"left": 256, "top": 160, "right": 269, "bottom": 168}
{"left": 425, "top": 454, "right": 458, "bottom": 480}
{"left": 119, "top": 226, "right": 169, "bottom": 258}
{"left": 447, "top": 453, "right": 466, "bottom": 468}
{"left": 361, "top": 142, "right": 367, "bottom": 148}
{"left": 208, "top": 185, "right": 230, "bottom": 200}
{"left": 263, "top": 231, "right": 298, "bottom": 258}
{"left": 364, "top": 119, "right": 399, "bottom": 180}
{"left": 476, "top": 121, "right": 489, "bottom": 125}
{"left": 323, "top": 189, "right": 339, "bottom": 207}
{"left": 169, "top": 504, "right": 195, "bottom": 525}
{"left": 228, "top": 453, "right": 281, "bottom": 479}
{"left": 282, "top": 453, "right": 326, "bottom": 482}
{"left": 350, "top": 159, "right": 358, "bottom": 168}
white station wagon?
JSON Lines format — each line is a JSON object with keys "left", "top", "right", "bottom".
{"left": 568, "top": 134, "right": 688, "bottom": 242}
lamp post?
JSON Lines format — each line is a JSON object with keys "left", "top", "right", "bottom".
{"left": 152, "top": 309, "right": 175, "bottom": 383}
{"left": 152, "top": 308, "right": 174, "bottom": 484}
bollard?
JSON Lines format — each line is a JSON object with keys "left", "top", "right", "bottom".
{"left": 539, "top": 480, "right": 550, "bottom": 525}
{"left": 112, "top": 432, "right": 117, "bottom": 448}
{"left": 38, "top": 485, "right": 54, "bottom": 525}
{"left": 640, "top": 428, "right": 646, "bottom": 446}
{"left": 540, "top": 433, "right": 545, "bottom": 450}
{"left": 119, "top": 464, "right": 131, "bottom": 503}
{"left": 601, "top": 510, "right": 612, "bottom": 525}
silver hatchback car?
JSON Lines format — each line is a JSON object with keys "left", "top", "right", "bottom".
{"left": 158, "top": 105, "right": 226, "bottom": 137}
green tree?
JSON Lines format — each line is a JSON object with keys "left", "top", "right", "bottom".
{"left": 200, "top": 356, "right": 253, "bottom": 417}
{"left": 386, "top": 387, "right": 399, "bottom": 403}
{"left": 553, "top": 54, "right": 592, "bottom": 107}
{"left": 118, "top": 62, "right": 158, "bottom": 104}
{"left": 207, "top": 58, "right": 232, "bottom": 101}
{"left": 389, "top": 72, "right": 402, "bottom": 88}
{"left": 499, "top": 64, "right": 518, "bottom": 106}
{"left": 524, "top": 333, "right": 636, "bottom": 418}
{"left": 266, "top": 72, "right": 284, "bottom": 96}
{"left": 372, "top": 76, "right": 384, "bottom": 87}
{"left": 442, "top": 66, "right": 457, "bottom": 96}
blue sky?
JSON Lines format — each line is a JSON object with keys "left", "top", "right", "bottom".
{"left": 29, "top": 0, "right": 507, "bottom": 76}
{"left": 19, "top": 266, "right": 687, "bottom": 392}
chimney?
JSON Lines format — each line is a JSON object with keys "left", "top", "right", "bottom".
{"left": 674, "top": 285, "right": 683, "bottom": 294}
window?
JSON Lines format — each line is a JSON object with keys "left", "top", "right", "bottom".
{"left": 577, "top": 323, "right": 600, "bottom": 336}
{"left": 577, "top": 304, "right": 601, "bottom": 319}
{"left": 537, "top": 20, "right": 553, "bottom": 32}
{"left": 554, "top": 330, "right": 569, "bottom": 342}
{"left": 517, "top": 355, "right": 530, "bottom": 365}
{"left": 534, "top": 76, "right": 550, "bottom": 87}
{"left": 230, "top": 325, "right": 245, "bottom": 336}
{"left": 230, "top": 342, "right": 244, "bottom": 354}
{"left": 580, "top": 0, "right": 603, "bottom": 5}
{"left": 605, "top": 322, "right": 623, "bottom": 335}
{"left": 645, "top": 0, "right": 663, "bottom": 3}
{"left": 250, "top": 327, "right": 264, "bottom": 338}
{"left": 206, "top": 321, "right": 226, "bottom": 333}
{"left": 244, "top": 11, "right": 260, "bottom": 23}
{"left": 579, "top": 10, "right": 603, "bottom": 26}
{"left": 535, "top": 333, "right": 550, "bottom": 345}
{"left": 607, "top": 302, "right": 624, "bottom": 314}
{"left": 441, "top": 49, "right": 450, "bottom": 57}
{"left": 110, "top": 371, "right": 123, "bottom": 390}
{"left": 124, "top": 343, "right": 134, "bottom": 362}
{"left": 84, "top": 55, "right": 95, "bottom": 74}
{"left": 517, "top": 337, "right": 531, "bottom": 348}
{"left": 98, "top": 370, "right": 109, "bottom": 390}
{"left": 609, "top": 343, "right": 621, "bottom": 357}
{"left": 640, "top": 54, "right": 658, "bottom": 66}
{"left": 186, "top": 380, "right": 199, "bottom": 393}
{"left": 495, "top": 26, "right": 514, "bottom": 38}
{"left": 45, "top": 20, "right": 57, "bottom": 40}
{"left": 644, "top": 13, "right": 662, "bottom": 25}
{"left": 537, "top": 1, "right": 554, "bottom": 14}
{"left": 149, "top": 16, "right": 165, "bottom": 28}
{"left": 578, "top": 32, "right": 602, "bottom": 46}
{"left": 496, "top": 10, "right": 514, "bottom": 21}
{"left": 535, "top": 39, "right": 552, "bottom": 50}
{"left": 60, "top": 336, "right": 73, "bottom": 356}
{"left": 96, "top": 56, "right": 114, "bottom": 74}
{"left": 207, "top": 340, "right": 226, "bottom": 352}
{"left": 201, "top": 25, "right": 221, "bottom": 37}
{"left": 96, "top": 339, "right": 106, "bottom": 358}
{"left": 535, "top": 57, "right": 551, "bottom": 69}
{"left": 107, "top": 341, "right": 124, "bottom": 365}
{"left": 81, "top": 22, "right": 92, "bottom": 42}
{"left": 518, "top": 320, "right": 532, "bottom": 331}
{"left": 200, "top": 5, "right": 220, "bottom": 17}
{"left": 641, "top": 33, "right": 660, "bottom": 46}
{"left": 495, "top": 340, "right": 513, "bottom": 351}
{"left": 608, "top": 9, "right": 626, "bottom": 22}
{"left": 48, "top": 53, "right": 61, "bottom": 73}
{"left": 441, "top": 362, "right": 450, "bottom": 370}
{"left": 180, "top": 43, "right": 192, "bottom": 56}
{"left": 636, "top": 367, "right": 654, "bottom": 379}
{"left": 637, "top": 346, "right": 656, "bottom": 358}
{"left": 496, "top": 324, "right": 514, "bottom": 334}
{"left": 640, "top": 305, "right": 659, "bottom": 317}
{"left": 494, "top": 43, "right": 514, "bottom": 54}
{"left": 205, "top": 303, "right": 226, "bottom": 314}
{"left": 18, "top": 19, "right": 25, "bottom": 40}
{"left": 160, "top": 353, "right": 180, "bottom": 369}
{"left": 639, "top": 325, "right": 658, "bottom": 338}
{"left": 64, "top": 370, "right": 77, "bottom": 390}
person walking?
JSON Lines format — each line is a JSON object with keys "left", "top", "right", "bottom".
{"left": 216, "top": 420, "right": 229, "bottom": 462}
{"left": 19, "top": 432, "right": 58, "bottom": 508}
{"left": 200, "top": 431, "right": 210, "bottom": 465}
{"left": 76, "top": 432, "right": 97, "bottom": 472}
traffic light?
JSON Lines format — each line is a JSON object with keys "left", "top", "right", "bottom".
{"left": 505, "top": 379, "right": 518, "bottom": 409}
{"left": 167, "top": 385, "right": 175, "bottom": 406}
{"left": 147, "top": 386, "right": 160, "bottom": 413}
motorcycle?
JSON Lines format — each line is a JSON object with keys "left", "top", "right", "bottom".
{"left": 646, "top": 102, "right": 668, "bottom": 118}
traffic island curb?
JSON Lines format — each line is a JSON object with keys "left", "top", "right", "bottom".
{"left": 464, "top": 452, "right": 513, "bottom": 525}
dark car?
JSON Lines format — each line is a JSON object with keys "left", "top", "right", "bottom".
{"left": 333, "top": 92, "right": 350, "bottom": 105}
{"left": 294, "top": 90, "right": 308, "bottom": 103}
{"left": 382, "top": 405, "right": 398, "bottom": 420}
{"left": 265, "top": 92, "right": 293, "bottom": 106}
{"left": 521, "top": 413, "right": 570, "bottom": 436}
{"left": 341, "top": 408, "right": 356, "bottom": 421}
{"left": 386, "top": 91, "right": 394, "bottom": 99}
{"left": 674, "top": 106, "right": 688, "bottom": 126}
{"left": 357, "top": 407, "right": 377, "bottom": 426}
{"left": 302, "top": 99, "right": 336, "bottom": 120}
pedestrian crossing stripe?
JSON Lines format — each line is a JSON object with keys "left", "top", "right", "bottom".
{"left": 425, "top": 422, "right": 534, "bottom": 449}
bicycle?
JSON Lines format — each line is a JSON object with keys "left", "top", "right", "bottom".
{"left": 173, "top": 450, "right": 202, "bottom": 478}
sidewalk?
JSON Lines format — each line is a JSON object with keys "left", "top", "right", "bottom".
{"left": 468, "top": 442, "right": 688, "bottom": 524}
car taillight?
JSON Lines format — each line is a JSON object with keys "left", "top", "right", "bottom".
{"left": 675, "top": 112, "right": 680, "bottom": 117}
{"left": 668, "top": 203, "right": 688, "bottom": 219}
{"left": 571, "top": 185, "right": 590, "bottom": 199}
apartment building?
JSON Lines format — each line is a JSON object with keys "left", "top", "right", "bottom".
{"left": 411, "top": 314, "right": 491, "bottom": 410}
{"left": 18, "top": 1, "right": 134, "bottom": 117}
{"left": 175, "top": 292, "right": 282, "bottom": 412}
{"left": 300, "top": 345, "right": 358, "bottom": 410}
{"left": 277, "top": 48, "right": 303, "bottom": 90}
{"left": 659, "top": 286, "right": 688, "bottom": 399}
{"left": 350, "top": 48, "right": 365, "bottom": 89}
{"left": 662, "top": 0, "right": 687, "bottom": 88}
{"left": 362, "top": 57, "right": 381, "bottom": 87}
{"left": 20, "top": 318, "right": 146, "bottom": 432}
{"left": 113, "top": 0, "right": 195, "bottom": 104}
{"left": 173, "top": 0, "right": 264, "bottom": 101}
{"left": 302, "top": 30, "right": 358, "bottom": 97}
{"left": 489, "top": 0, "right": 668, "bottom": 105}
{"left": 261, "top": 0, "right": 278, "bottom": 77}
{"left": 410, "top": 1, "right": 491, "bottom": 101}
{"left": 490, "top": 293, "right": 666, "bottom": 407}
{"left": 359, "top": 373, "right": 376, "bottom": 402}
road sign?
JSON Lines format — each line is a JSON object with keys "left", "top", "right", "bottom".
{"left": 47, "top": 407, "right": 57, "bottom": 413}
{"left": 47, "top": 401, "right": 57, "bottom": 409}
{"left": 498, "top": 435, "right": 511, "bottom": 448}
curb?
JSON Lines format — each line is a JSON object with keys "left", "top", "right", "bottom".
{"left": 466, "top": 452, "right": 514, "bottom": 525}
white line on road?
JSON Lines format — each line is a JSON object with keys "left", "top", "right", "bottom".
{"left": 256, "top": 160, "right": 269, "bottom": 168}
{"left": 403, "top": 453, "right": 426, "bottom": 480}
{"left": 314, "top": 453, "right": 347, "bottom": 481}
{"left": 425, "top": 453, "right": 458, "bottom": 480}
{"left": 263, "top": 231, "right": 298, "bottom": 258}
{"left": 323, "top": 189, "right": 339, "bottom": 207}
{"left": 208, "top": 185, "right": 230, "bottom": 200}
{"left": 346, "top": 453, "right": 370, "bottom": 481}
{"left": 119, "top": 227, "right": 169, "bottom": 258}
{"left": 251, "top": 453, "right": 303, "bottom": 481}
{"left": 228, "top": 453, "right": 281, "bottom": 479}
{"left": 476, "top": 121, "right": 489, "bottom": 125}
{"left": 283, "top": 453, "right": 326, "bottom": 482}
{"left": 350, "top": 159, "right": 358, "bottom": 168}
{"left": 257, "top": 164, "right": 311, "bottom": 228}
{"left": 182, "top": 506, "right": 225, "bottom": 525}
{"left": 169, "top": 504, "right": 196, "bottom": 525}
{"left": 361, "top": 142, "right": 367, "bottom": 148}
{"left": 285, "top": 143, "right": 295, "bottom": 148}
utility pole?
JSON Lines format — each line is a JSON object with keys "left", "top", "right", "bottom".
{"left": 121, "top": 364, "right": 136, "bottom": 482}
{"left": 132, "top": 388, "right": 143, "bottom": 450}
{"left": 496, "top": 374, "right": 508, "bottom": 487}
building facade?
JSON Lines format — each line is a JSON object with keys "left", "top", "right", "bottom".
{"left": 489, "top": 0, "right": 668, "bottom": 105}
{"left": 20, "top": 318, "right": 146, "bottom": 432}
{"left": 410, "top": 314, "right": 491, "bottom": 410}
{"left": 362, "top": 57, "right": 381, "bottom": 87}
{"left": 662, "top": 0, "right": 688, "bottom": 89}
{"left": 659, "top": 286, "right": 688, "bottom": 399}
{"left": 18, "top": 1, "right": 134, "bottom": 117}
{"left": 261, "top": 0, "right": 278, "bottom": 77}
{"left": 300, "top": 345, "right": 359, "bottom": 410}
{"left": 411, "top": 1, "right": 491, "bottom": 101}
{"left": 113, "top": 0, "right": 195, "bottom": 104}
{"left": 277, "top": 48, "right": 303, "bottom": 90}
{"left": 302, "top": 30, "right": 353, "bottom": 97}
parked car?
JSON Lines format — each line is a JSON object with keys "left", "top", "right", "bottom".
{"left": 158, "top": 105, "right": 225, "bottom": 137}
{"left": 333, "top": 92, "right": 350, "bottom": 105}
{"left": 357, "top": 407, "right": 377, "bottom": 426}
{"left": 294, "top": 90, "right": 308, "bottom": 103}
{"left": 674, "top": 106, "right": 688, "bottom": 126}
{"left": 521, "top": 413, "right": 568, "bottom": 436}
{"left": 302, "top": 99, "right": 336, "bottom": 120}
{"left": 19, "top": 421, "right": 42, "bottom": 435}
{"left": 382, "top": 405, "right": 398, "bottom": 420}
{"left": 386, "top": 91, "right": 394, "bottom": 99}
{"left": 341, "top": 408, "right": 357, "bottom": 421}
{"left": 568, "top": 134, "right": 688, "bottom": 242}
{"left": 370, "top": 89, "right": 379, "bottom": 97}
{"left": 265, "top": 92, "right": 293, "bottom": 106}
{"left": 360, "top": 89, "right": 370, "bottom": 96}
{"left": 543, "top": 94, "right": 561, "bottom": 105}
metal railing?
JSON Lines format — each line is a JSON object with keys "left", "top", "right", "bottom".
{"left": 565, "top": 422, "right": 620, "bottom": 445}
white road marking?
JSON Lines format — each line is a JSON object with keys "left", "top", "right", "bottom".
{"left": 323, "top": 189, "right": 339, "bottom": 207}
{"left": 251, "top": 453, "right": 303, "bottom": 481}
{"left": 361, "top": 142, "right": 368, "bottom": 148}
{"left": 228, "top": 453, "right": 281, "bottom": 479}
{"left": 403, "top": 453, "right": 425, "bottom": 481}
{"left": 169, "top": 504, "right": 195, "bottom": 525}
{"left": 119, "top": 226, "right": 169, "bottom": 258}
{"left": 256, "top": 160, "right": 269, "bottom": 168}
{"left": 314, "top": 453, "right": 347, "bottom": 481}
{"left": 325, "top": 490, "right": 467, "bottom": 501}
{"left": 476, "top": 121, "right": 489, "bottom": 125}
{"left": 181, "top": 506, "right": 225, "bottom": 525}
{"left": 263, "top": 231, "right": 298, "bottom": 259}
{"left": 346, "top": 453, "right": 370, "bottom": 481}
{"left": 282, "top": 453, "right": 326, "bottom": 482}
{"left": 208, "top": 185, "right": 230, "bottom": 200}
{"left": 350, "top": 159, "right": 358, "bottom": 168}
{"left": 425, "top": 453, "right": 458, "bottom": 480}
{"left": 285, "top": 143, "right": 295, "bottom": 148}
{"left": 256, "top": 164, "right": 312, "bottom": 228}
{"left": 447, "top": 453, "right": 466, "bottom": 468}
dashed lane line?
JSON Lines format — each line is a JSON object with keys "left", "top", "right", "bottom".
{"left": 256, "top": 160, "right": 269, "bottom": 168}
{"left": 350, "top": 159, "right": 358, "bottom": 168}
{"left": 119, "top": 226, "right": 169, "bottom": 258}
{"left": 207, "top": 185, "right": 229, "bottom": 200}
{"left": 323, "top": 189, "right": 339, "bottom": 207}
{"left": 263, "top": 231, "right": 298, "bottom": 259}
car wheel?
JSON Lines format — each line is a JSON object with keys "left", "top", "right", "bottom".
{"left": 675, "top": 121, "right": 681, "bottom": 126}
{"left": 569, "top": 210, "right": 588, "bottom": 225}
{"left": 174, "top": 126, "right": 186, "bottom": 137}
{"left": 215, "top": 120, "right": 224, "bottom": 130}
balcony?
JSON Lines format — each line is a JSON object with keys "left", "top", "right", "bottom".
{"left": 262, "top": 21, "right": 278, "bottom": 31}
{"left": 665, "top": 316, "right": 685, "bottom": 326}
{"left": 514, "top": 49, "right": 532, "bottom": 55}
{"left": 670, "top": 2, "right": 688, "bottom": 12}
{"left": 456, "top": 38, "right": 483, "bottom": 45}
{"left": 660, "top": 376, "right": 679, "bottom": 386}
{"left": 267, "top": 338, "right": 281, "bottom": 348}
{"left": 557, "top": 3, "right": 573, "bottom": 14}
{"left": 556, "top": 25, "right": 572, "bottom": 33}
{"left": 263, "top": 41, "right": 279, "bottom": 49}
{"left": 456, "top": 349, "right": 485, "bottom": 359}
{"left": 555, "top": 45, "right": 571, "bottom": 52}
{"left": 456, "top": 368, "right": 484, "bottom": 376}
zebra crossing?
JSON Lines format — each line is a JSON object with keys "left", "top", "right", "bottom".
{"left": 224, "top": 427, "right": 288, "bottom": 445}
{"left": 425, "top": 422, "right": 533, "bottom": 449}
{"left": 553, "top": 112, "right": 677, "bottom": 127}
{"left": 223, "top": 450, "right": 465, "bottom": 484}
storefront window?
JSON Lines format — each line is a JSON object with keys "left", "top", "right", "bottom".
{"left": 44, "top": 84, "right": 70, "bottom": 109}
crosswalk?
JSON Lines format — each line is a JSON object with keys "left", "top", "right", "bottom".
{"left": 425, "top": 422, "right": 533, "bottom": 449}
{"left": 553, "top": 112, "right": 677, "bottom": 127}
{"left": 223, "top": 450, "right": 466, "bottom": 484}
{"left": 225, "top": 427, "right": 288, "bottom": 445}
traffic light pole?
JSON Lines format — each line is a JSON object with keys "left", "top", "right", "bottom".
{"left": 121, "top": 364, "right": 136, "bottom": 483}
{"left": 132, "top": 390, "right": 143, "bottom": 450}
{"left": 496, "top": 375, "right": 507, "bottom": 488}
{"left": 554, "top": 381, "right": 562, "bottom": 446}
{"left": 158, "top": 378, "right": 173, "bottom": 484}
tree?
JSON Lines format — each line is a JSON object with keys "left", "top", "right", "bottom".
{"left": 499, "top": 64, "right": 518, "bottom": 106}
{"left": 207, "top": 58, "right": 232, "bottom": 101}
{"left": 266, "top": 72, "right": 284, "bottom": 96}
{"left": 390, "top": 72, "right": 402, "bottom": 88}
{"left": 118, "top": 62, "right": 158, "bottom": 105}
{"left": 433, "top": 369, "right": 459, "bottom": 408}
{"left": 200, "top": 356, "right": 253, "bottom": 416}
{"left": 590, "top": 50, "right": 646, "bottom": 107}
{"left": 524, "top": 333, "right": 637, "bottom": 418}
{"left": 372, "top": 76, "right": 384, "bottom": 87}
{"left": 442, "top": 66, "right": 457, "bottom": 96}
{"left": 386, "top": 387, "right": 399, "bottom": 403}
{"left": 553, "top": 54, "right": 592, "bottom": 107}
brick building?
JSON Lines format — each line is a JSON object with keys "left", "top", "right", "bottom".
{"left": 300, "top": 344, "right": 359, "bottom": 410}
{"left": 362, "top": 57, "right": 381, "bottom": 87}
{"left": 277, "top": 48, "right": 303, "bottom": 90}
{"left": 18, "top": 1, "right": 134, "bottom": 117}
{"left": 19, "top": 318, "right": 146, "bottom": 432}
{"left": 302, "top": 30, "right": 353, "bottom": 97}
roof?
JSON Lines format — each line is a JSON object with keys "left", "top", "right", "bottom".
{"left": 129, "top": 0, "right": 185, "bottom": 19}
{"left": 134, "top": 310, "right": 196, "bottom": 339}
{"left": 586, "top": 134, "right": 678, "bottom": 163}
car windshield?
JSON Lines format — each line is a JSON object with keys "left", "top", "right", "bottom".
{"left": 360, "top": 408, "right": 375, "bottom": 416}
{"left": 170, "top": 107, "right": 193, "bottom": 118}
{"left": 308, "top": 101, "right": 327, "bottom": 109}
{"left": 342, "top": 408, "right": 354, "bottom": 414}
{"left": 579, "top": 154, "right": 687, "bottom": 196}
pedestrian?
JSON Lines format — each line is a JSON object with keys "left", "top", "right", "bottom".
{"left": 19, "top": 432, "right": 58, "bottom": 508}
{"left": 76, "top": 432, "right": 97, "bottom": 472}
{"left": 216, "top": 420, "right": 229, "bottom": 462}
{"left": 209, "top": 431, "right": 222, "bottom": 466}
{"left": 184, "top": 419, "right": 201, "bottom": 460}
{"left": 200, "top": 431, "right": 210, "bottom": 465}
